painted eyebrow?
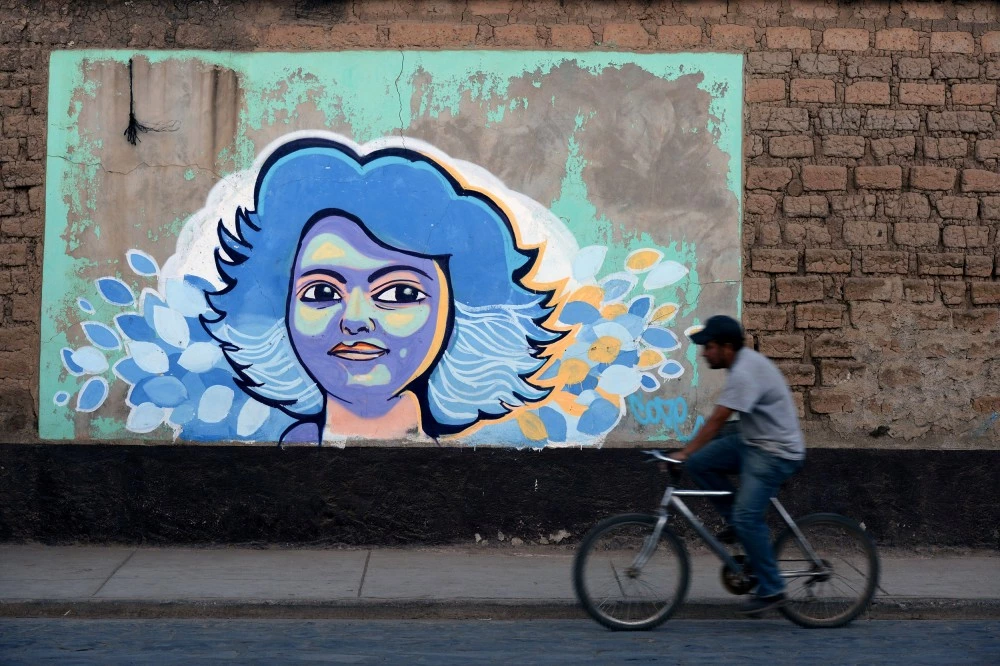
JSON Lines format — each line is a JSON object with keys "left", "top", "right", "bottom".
{"left": 367, "top": 265, "right": 433, "bottom": 284}
{"left": 298, "top": 268, "right": 347, "bottom": 284}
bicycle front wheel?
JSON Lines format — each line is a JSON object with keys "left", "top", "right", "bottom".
{"left": 573, "top": 513, "right": 690, "bottom": 631}
{"left": 774, "top": 513, "right": 879, "bottom": 628}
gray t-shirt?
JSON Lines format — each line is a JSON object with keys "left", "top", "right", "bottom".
{"left": 717, "top": 348, "right": 805, "bottom": 461}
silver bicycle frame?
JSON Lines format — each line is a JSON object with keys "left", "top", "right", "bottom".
{"left": 631, "top": 484, "right": 826, "bottom": 578}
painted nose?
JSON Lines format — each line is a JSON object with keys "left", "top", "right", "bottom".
{"left": 341, "top": 288, "right": 376, "bottom": 336}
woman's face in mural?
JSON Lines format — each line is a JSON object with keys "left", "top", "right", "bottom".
{"left": 288, "top": 215, "right": 449, "bottom": 414}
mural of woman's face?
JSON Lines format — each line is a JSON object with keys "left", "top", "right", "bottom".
{"left": 287, "top": 215, "right": 450, "bottom": 416}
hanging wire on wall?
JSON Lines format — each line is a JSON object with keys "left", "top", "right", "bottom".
{"left": 123, "top": 58, "right": 178, "bottom": 145}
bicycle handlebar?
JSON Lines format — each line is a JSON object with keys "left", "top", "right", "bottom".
{"left": 642, "top": 449, "right": 685, "bottom": 465}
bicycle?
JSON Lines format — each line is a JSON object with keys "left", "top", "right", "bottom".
{"left": 573, "top": 450, "right": 879, "bottom": 630}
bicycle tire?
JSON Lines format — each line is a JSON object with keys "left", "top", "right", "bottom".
{"left": 773, "top": 513, "right": 879, "bottom": 628}
{"left": 573, "top": 513, "right": 690, "bottom": 631}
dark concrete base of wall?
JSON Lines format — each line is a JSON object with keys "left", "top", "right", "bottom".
{"left": 1, "top": 445, "right": 997, "bottom": 548}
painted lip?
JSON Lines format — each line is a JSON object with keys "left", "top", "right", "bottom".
{"left": 328, "top": 341, "right": 388, "bottom": 361}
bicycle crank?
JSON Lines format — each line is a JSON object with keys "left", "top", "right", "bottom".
{"left": 721, "top": 554, "right": 757, "bottom": 595}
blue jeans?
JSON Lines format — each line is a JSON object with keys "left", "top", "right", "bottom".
{"left": 685, "top": 433, "right": 802, "bottom": 597}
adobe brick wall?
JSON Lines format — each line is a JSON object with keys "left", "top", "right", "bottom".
{"left": 2, "top": 0, "right": 1000, "bottom": 446}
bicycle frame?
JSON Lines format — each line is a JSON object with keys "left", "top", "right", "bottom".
{"left": 631, "top": 482, "right": 826, "bottom": 579}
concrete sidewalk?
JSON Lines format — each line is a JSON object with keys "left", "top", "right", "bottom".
{"left": 1, "top": 545, "right": 998, "bottom": 619}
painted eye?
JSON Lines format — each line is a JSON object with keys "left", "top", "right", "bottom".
{"left": 374, "top": 285, "right": 427, "bottom": 304}
{"left": 300, "top": 283, "right": 342, "bottom": 303}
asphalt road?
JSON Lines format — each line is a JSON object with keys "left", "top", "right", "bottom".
{"left": 0, "top": 619, "right": 997, "bottom": 664}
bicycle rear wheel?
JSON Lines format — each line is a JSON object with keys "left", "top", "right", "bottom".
{"left": 773, "top": 513, "right": 879, "bottom": 628}
{"left": 573, "top": 513, "right": 690, "bottom": 631}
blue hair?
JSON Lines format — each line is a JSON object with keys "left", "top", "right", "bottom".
{"left": 203, "top": 138, "right": 561, "bottom": 438}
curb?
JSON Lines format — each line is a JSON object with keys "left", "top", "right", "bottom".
{"left": 2, "top": 598, "right": 999, "bottom": 621}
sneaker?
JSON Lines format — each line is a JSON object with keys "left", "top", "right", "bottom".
{"left": 716, "top": 525, "right": 737, "bottom": 544}
{"left": 739, "top": 593, "right": 788, "bottom": 617}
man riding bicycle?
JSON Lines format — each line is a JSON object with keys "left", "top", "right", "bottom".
{"left": 671, "top": 315, "right": 805, "bottom": 616}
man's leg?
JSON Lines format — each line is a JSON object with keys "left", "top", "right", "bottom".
{"left": 683, "top": 433, "right": 744, "bottom": 525}
{"left": 730, "top": 447, "right": 801, "bottom": 601}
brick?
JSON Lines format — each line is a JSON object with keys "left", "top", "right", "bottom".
{"left": 863, "top": 110, "right": 919, "bottom": 131}
{"left": 823, "top": 28, "right": 869, "bottom": 51}
{"left": 550, "top": 25, "right": 595, "bottom": 48}
{"left": 846, "top": 56, "right": 891, "bottom": 78}
{"left": 822, "top": 136, "right": 865, "bottom": 158}
{"left": 884, "top": 192, "right": 931, "bottom": 219}
{"left": 976, "top": 140, "right": 1000, "bottom": 160}
{"left": 711, "top": 24, "right": 755, "bottom": 49}
{"left": 779, "top": 363, "right": 816, "bottom": 386}
{"left": 789, "top": 0, "right": 838, "bottom": 19}
{"left": 749, "top": 107, "right": 809, "bottom": 132}
{"left": 910, "top": 166, "right": 956, "bottom": 191}
{"left": 744, "top": 308, "right": 787, "bottom": 331}
{"left": 801, "top": 165, "right": 847, "bottom": 192}
{"left": 493, "top": 24, "right": 541, "bottom": 47}
{"left": 791, "top": 78, "right": 835, "bottom": 103}
{"left": 746, "top": 79, "right": 786, "bottom": 103}
{"left": 759, "top": 222, "right": 781, "bottom": 246}
{"left": 894, "top": 223, "right": 939, "bottom": 247}
{"left": 655, "top": 25, "right": 701, "bottom": 50}
{"left": 843, "top": 221, "right": 888, "bottom": 246}
{"left": 933, "top": 56, "right": 981, "bottom": 79}
{"left": 805, "top": 249, "right": 852, "bottom": 273}
{"left": 962, "top": 169, "right": 1000, "bottom": 193}
{"left": 783, "top": 195, "right": 829, "bottom": 218}
{"left": 871, "top": 136, "right": 915, "bottom": 159}
{"left": 1, "top": 162, "right": 42, "bottom": 188}
{"left": 973, "top": 396, "right": 1000, "bottom": 413}
{"left": 844, "top": 277, "right": 901, "bottom": 301}
{"left": 966, "top": 255, "right": 993, "bottom": 277}
{"left": 925, "top": 138, "right": 968, "bottom": 159}
{"left": 971, "top": 283, "right": 1000, "bottom": 304}
{"left": 937, "top": 198, "right": 980, "bottom": 221}
{"left": 798, "top": 53, "right": 840, "bottom": 74}
{"left": 747, "top": 51, "right": 792, "bottom": 75}
{"left": 820, "top": 360, "right": 866, "bottom": 386}
{"left": 927, "top": 111, "right": 995, "bottom": 133}
{"left": 987, "top": 60, "right": 1000, "bottom": 80}
{"left": 796, "top": 303, "right": 844, "bottom": 328}
{"left": 845, "top": 81, "right": 889, "bottom": 105}
{"left": 821, "top": 109, "right": 864, "bottom": 131}
{"left": 0, "top": 243, "right": 27, "bottom": 266}
{"left": 812, "top": 333, "right": 855, "bottom": 358}
{"left": 603, "top": 23, "right": 649, "bottom": 48}
{"left": 746, "top": 193, "right": 777, "bottom": 216}
{"left": 918, "top": 253, "right": 965, "bottom": 276}
{"left": 875, "top": 28, "right": 920, "bottom": 51}
{"left": 759, "top": 334, "right": 805, "bottom": 359}
{"left": 953, "top": 84, "right": 997, "bottom": 106}
{"left": 679, "top": 0, "right": 728, "bottom": 18}
{"left": 752, "top": 249, "right": 799, "bottom": 273}
{"left": 745, "top": 135, "right": 765, "bottom": 158}
{"left": 984, "top": 197, "right": 1000, "bottom": 219}
{"left": 953, "top": 308, "right": 999, "bottom": 333}
{"left": 931, "top": 32, "right": 975, "bottom": 54}
{"left": 878, "top": 361, "right": 925, "bottom": 388}
{"left": 898, "top": 57, "right": 932, "bottom": 78}
{"left": 862, "top": 251, "right": 909, "bottom": 274}
{"left": 855, "top": 166, "right": 902, "bottom": 190}
{"left": 810, "top": 390, "right": 854, "bottom": 413}
{"left": 909, "top": 304, "right": 954, "bottom": 329}
{"left": 767, "top": 26, "right": 811, "bottom": 50}
{"left": 985, "top": 32, "right": 1000, "bottom": 54}
{"left": 768, "top": 135, "right": 813, "bottom": 158}
{"left": 831, "top": 194, "right": 876, "bottom": 217}
{"left": 955, "top": 3, "right": 999, "bottom": 22}
{"left": 744, "top": 277, "right": 771, "bottom": 303}
{"left": 747, "top": 167, "right": 793, "bottom": 191}
{"left": 899, "top": 82, "right": 945, "bottom": 105}
{"left": 902, "top": 1, "right": 946, "bottom": 19}
{"left": 776, "top": 276, "right": 825, "bottom": 303}
{"left": 902, "top": 279, "right": 934, "bottom": 302}
{"left": 389, "top": 23, "right": 478, "bottom": 47}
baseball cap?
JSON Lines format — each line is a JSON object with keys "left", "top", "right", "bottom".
{"left": 688, "top": 315, "right": 743, "bottom": 346}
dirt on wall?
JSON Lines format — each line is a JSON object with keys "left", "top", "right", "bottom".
{"left": 2, "top": 0, "right": 1000, "bottom": 448}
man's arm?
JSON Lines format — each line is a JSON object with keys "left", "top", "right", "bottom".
{"left": 672, "top": 404, "right": 733, "bottom": 461}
